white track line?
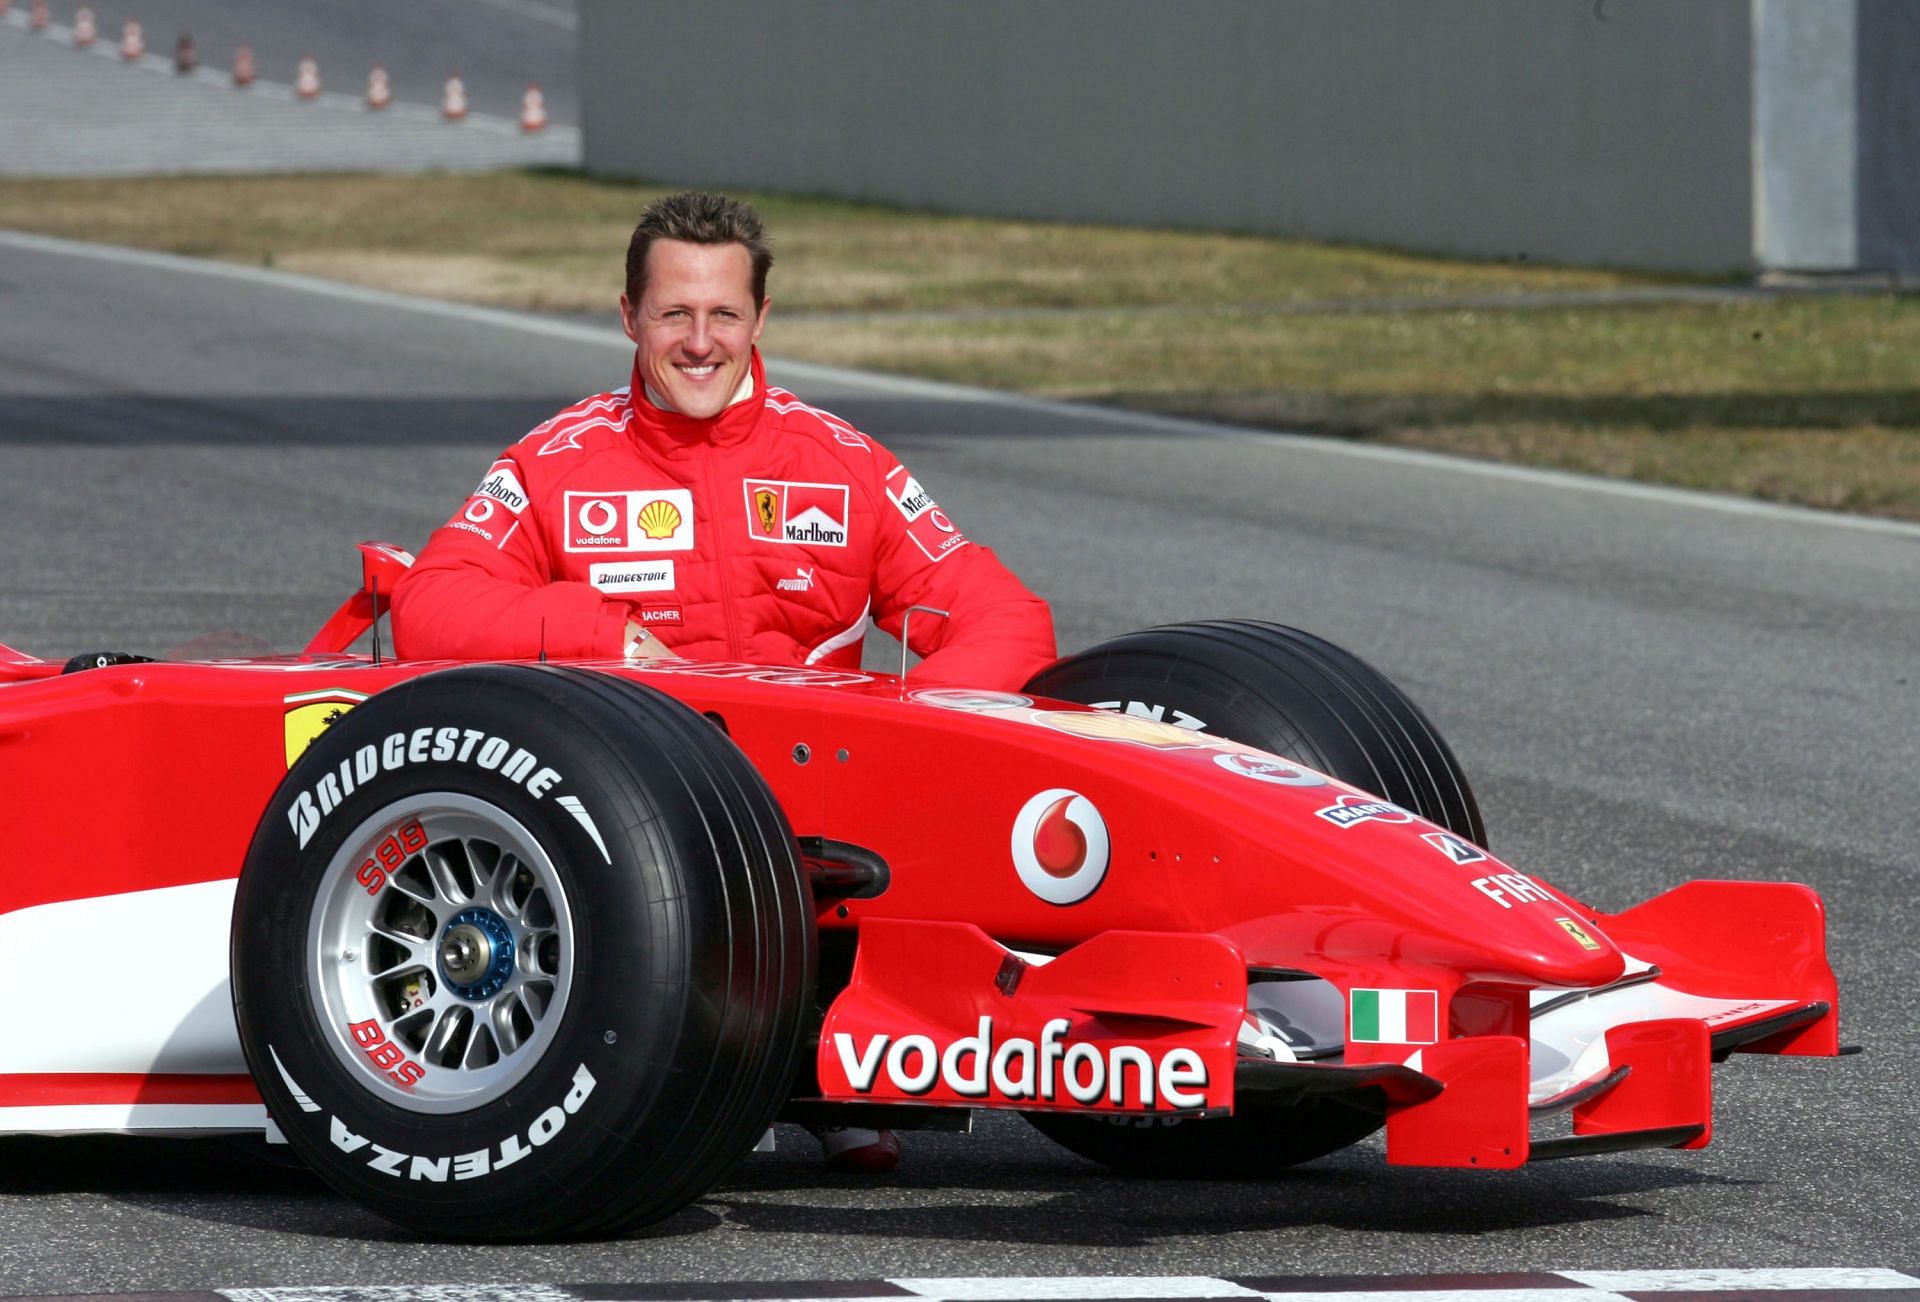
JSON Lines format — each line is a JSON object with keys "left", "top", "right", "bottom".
{"left": 467, "top": 0, "right": 580, "bottom": 30}
{"left": 893, "top": 1281, "right": 1265, "bottom": 1300}
{"left": 207, "top": 1274, "right": 1920, "bottom": 1302}
{"left": 1559, "top": 1270, "right": 1920, "bottom": 1292}
{"left": 3, "top": 227, "right": 1915, "bottom": 542}
{"left": 1244, "top": 1294, "right": 1634, "bottom": 1302}
{"left": 222, "top": 1288, "right": 576, "bottom": 1302}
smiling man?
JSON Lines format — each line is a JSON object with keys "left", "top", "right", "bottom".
{"left": 390, "top": 192, "right": 1056, "bottom": 1173}
{"left": 393, "top": 191, "right": 1055, "bottom": 690}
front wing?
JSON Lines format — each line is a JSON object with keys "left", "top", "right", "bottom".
{"left": 815, "top": 876, "right": 1842, "bottom": 1167}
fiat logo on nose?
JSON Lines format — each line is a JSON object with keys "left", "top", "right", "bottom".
{"left": 1011, "top": 788, "right": 1110, "bottom": 905}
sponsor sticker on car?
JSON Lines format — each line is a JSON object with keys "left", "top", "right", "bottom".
{"left": 1555, "top": 916, "right": 1604, "bottom": 951}
{"left": 909, "top": 688, "right": 1034, "bottom": 711}
{"left": 1349, "top": 988, "right": 1440, "bottom": 1044}
{"left": 284, "top": 689, "right": 370, "bottom": 768}
{"left": 1011, "top": 789, "right": 1110, "bottom": 906}
{"left": 1315, "top": 794, "right": 1416, "bottom": 828}
{"left": 1422, "top": 830, "right": 1488, "bottom": 864}
{"left": 831, "top": 1015, "right": 1210, "bottom": 1110}
{"left": 1035, "top": 710, "right": 1214, "bottom": 750}
{"left": 1214, "top": 751, "right": 1328, "bottom": 787}
{"left": 1470, "top": 872, "right": 1557, "bottom": 910}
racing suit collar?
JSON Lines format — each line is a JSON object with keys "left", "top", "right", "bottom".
{"left": 626, "top": 349, "right": 767, "bottom": 456}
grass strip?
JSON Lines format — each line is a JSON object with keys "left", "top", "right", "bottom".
{"left": 2, "top": 170, "right": 1913, "bottom": 519}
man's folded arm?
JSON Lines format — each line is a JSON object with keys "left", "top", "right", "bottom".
{"left": 391, "top": 470, "right": 629, "bottom": 661}
{"left": 392, "top": 557, "right": 629, "bottom": 661}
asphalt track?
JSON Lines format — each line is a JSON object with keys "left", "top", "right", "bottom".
{"left": 0, "top": 231, "right": 1916, "bottom": 1294}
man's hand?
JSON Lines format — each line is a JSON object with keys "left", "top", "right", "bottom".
{"left": 624, "top": 618, "right": 676, "bottom": 661}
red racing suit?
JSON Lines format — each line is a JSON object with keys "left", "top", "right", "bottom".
{"left": 391, "top": 352, "right": 1056, "bottom": 689}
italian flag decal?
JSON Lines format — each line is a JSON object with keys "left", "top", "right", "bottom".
{"left": 1350, "top": 988, "right": 1441, "bottom": 1044}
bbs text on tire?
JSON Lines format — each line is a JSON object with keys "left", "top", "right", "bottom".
{"left": 231, "top": 665, "right": 813, "bottom": 1240}
{"left": 1022, "top": 620, "right": 1480, "bottom": 1177}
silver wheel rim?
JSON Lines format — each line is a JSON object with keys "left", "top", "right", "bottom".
{"left": 307, "top": 793, "right": 575, "bottom": 1113}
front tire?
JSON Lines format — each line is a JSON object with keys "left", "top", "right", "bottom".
{"left": 232, "top": 665, "right": 813, "bottom": 1240}
{"left": 1023, "top": 621, "right": 1481, "bottom": 1177}
{"left": 1028, "top": 620, "right": 1483, "bottom": 843}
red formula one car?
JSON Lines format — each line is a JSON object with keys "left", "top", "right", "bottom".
{"left": 0, "top": 543, "right": 1843, "bottom": 1240}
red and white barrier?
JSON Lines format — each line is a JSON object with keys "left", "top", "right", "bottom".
{"left": 520, "top": 84, "right": 548, "bottom": 133}
{"left": 36, "top": 20, "right": 560, "bottom": 140}
{"left": 518, "top": 85, "right": 549, "bottom": 133}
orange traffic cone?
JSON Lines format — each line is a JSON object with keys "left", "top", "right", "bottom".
{"left": 119, "top": 18, "right": 143, "bottom": 60}
{"left": 232, "top": 44, "right": 255, "bottom": 87}
{"left": 295, "top": 54, "right": 320, "bottom": 99}
{"left": 519, "top": 84, "right": 548, "bottom": 133}
{"left": 366, "top": 64, "right": 391, "bottom": 110}
{"left": 174, "top": 30, "right": 196, "bottom": 74}
{"left": 440, "top": 74, "right": 468, "bottom": 121}
{"left": 72, "top": 6, "right": 95, "bottom": 47}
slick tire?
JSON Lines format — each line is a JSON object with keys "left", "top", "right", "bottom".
{"left": 231, "top": 665, "right": 814, "bottom": 1241}
{"left": 1026, "top": 619, "right": 1483, "bottom": 844}
{"left": 1022, "top": 620, "right": 1480, "bottom": 1177}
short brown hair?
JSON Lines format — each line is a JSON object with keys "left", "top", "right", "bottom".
{"left": 624, "top": 191, "right": 773, "bottom": 307}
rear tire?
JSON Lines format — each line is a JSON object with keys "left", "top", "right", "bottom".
{"left": 232, "top": 665, "right": 813, "bottom": 1240}
{"left": 1023, "top": 621, "right": 1481, "bottom": 1177}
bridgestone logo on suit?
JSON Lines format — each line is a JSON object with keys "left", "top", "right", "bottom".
{"left": 589, "top": 561, "right": 674, "bottom": 593}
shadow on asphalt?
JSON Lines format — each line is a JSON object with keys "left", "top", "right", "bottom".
{"left": 0, "top": 394, "right": 1200, "bottom": 447}
{"left": 0, "top": 1114, "right": 1748, "bottom": 1246}
{"left": 0, "top": 397, "right": 587, "bottom": 447}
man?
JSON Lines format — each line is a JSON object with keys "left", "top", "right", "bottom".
{"left": 394, "top": 191, "right": 1053, "bottom": 688}
{"left": 391, "top": 191, "right": 1057, "bottom": 1171}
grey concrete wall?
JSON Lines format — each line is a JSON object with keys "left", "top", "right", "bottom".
{"left": 583, "top": 0, "right": 1755, "bottom": 273}
{"left": 1754, "top": 0, "right": 1858, "bottom": 271}
{"left": 1856, "top": 0, "right": 1920, "bottom": 272}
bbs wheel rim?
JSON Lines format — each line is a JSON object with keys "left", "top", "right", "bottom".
{"left": 307, "top": 793, "right": 575, "bottom": 1113}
